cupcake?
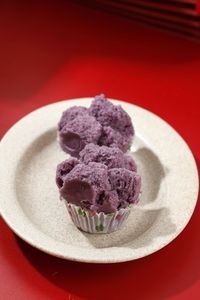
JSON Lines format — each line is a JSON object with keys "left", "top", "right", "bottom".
{"left": 56, "top": 145, "right": 141, "bottom": 234}
{"left": 58, "top": 94, "right": 134, "bottom": 157}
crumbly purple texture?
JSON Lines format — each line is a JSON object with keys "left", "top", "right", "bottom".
{"left": 56, "top": 151, "right": 141, "bottom": 213}
{"left": 59, "top": 162, "right": 111, "bottom": 212}
{"left": 80, "top": 143, "right": 137, "bottom": 172}
{"left": 58, "top": 95, "right": 134, "bottom": 156}
{"left": 108, "top": 168, "right": 141, "bottom": 209}
{"left": 56, "top": 158, "right": 79, "bottom": 189}
{"left": 99, "top": 126, "right": 131, "bottom": 152}
{"left": 58, "top": 106, "right": 88, "bottom": 131}
{"left": 59, "top": 115, "right": 102, "bottom": 157}
{"left": 89, "top": 94, "right": 134, "bottom": 151}
{"left": 56, "top": 95, "right": 139, "bottom": 212}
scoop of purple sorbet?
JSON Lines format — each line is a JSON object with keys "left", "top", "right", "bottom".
{"left": 108, "top": 168, "right": 141, "bottom": 208}
{"left": 93, "top": 190, "right": 119, "bottom": 214}
{"left": 59, "top": 115, "right": 102, "bottom": 157}
{"left": 80, "top": 143, "right": 137, "bottom": 172}
{"left": 56, "top": 157, "right": 141, "bottom": 213}
{"left": 60, "top": 162, "right": 111, "bottom": 210}
{"left": 56, "top": 157, "right": 79, "bottom": 189}
{"left": 58, "top": 95, "right": 134, "bottom": 155}
{"left": 99, "top": 126, "right": 132, "bottom": 152}
{"left": 89, "top": 94, "right": 134, "bottom": 151}
{"left": 58, "top": 106, "right": 88, "bottom": 131}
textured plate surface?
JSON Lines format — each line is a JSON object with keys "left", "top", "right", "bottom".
{"left": 0, "top": 98, "right": 198, "bottom": 263}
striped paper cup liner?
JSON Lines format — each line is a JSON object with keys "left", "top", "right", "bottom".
{"left": 65, "top": 202, "right": 132, "bottom": 234}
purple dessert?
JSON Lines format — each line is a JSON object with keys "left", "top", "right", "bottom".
{"left": 80, "top": 143, "right": 137, "bottom": 172}
{"left": 56, "top": 157, "right": 79, "bottom": 190}
{"left": 89, "top": 94, "right": 134, "bottom": 151}
{"left": 58, "top": 106, "right": 88, "bottom": 131}
{"left": 59, "top": 115, "right": 102, "bottom": 157}
{"left": 58, "top": 95, "right": 134, "bottom": 156}
{"left": 59, "top": 162, "right": 113, "bottom": 213}
{"left": 56, "top": 154, "right": 141, "bottom": 214}
{"left": 108, "top": 168, "right": 141, "bottom": 208}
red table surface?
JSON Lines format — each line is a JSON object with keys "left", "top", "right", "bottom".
{"left": 0, "top": 1, "right": 200, "bottom": 299}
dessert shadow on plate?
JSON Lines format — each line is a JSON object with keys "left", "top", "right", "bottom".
{"left": 82, "top": 207, "right": 176, "bottom": 249}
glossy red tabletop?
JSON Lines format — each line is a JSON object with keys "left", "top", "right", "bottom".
{"left": 0, "top": 1, "right": 200, "bottom": 299}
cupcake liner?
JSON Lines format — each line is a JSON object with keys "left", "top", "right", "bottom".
{"left": 65, "top": 202, "right": 132, "bottom": 234}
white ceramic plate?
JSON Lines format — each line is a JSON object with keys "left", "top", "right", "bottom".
{"left": 0, "top": 99, "right": 198, "bottom": 263}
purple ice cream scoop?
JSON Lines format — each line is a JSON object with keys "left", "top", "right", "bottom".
{"left": 59, "top": 115, "right": 102, "bottom": 157}
{"left": 56, "top": 157, "right": 79, "bottom": 189}
{"left": 108, "top": 168, "right": 141, "bottom": 209}
{"left": 89, "top": 94, "right": 134, "bottom": 151}
{"left": 58, "top": 106, "right": 88, "bottom": 131}
{"left": 60, "top": 162, "right": 118, "bottom": 212}
{"left": 58, "top": 95, "right": 134, "bottom": 156}
{"left": 56, "top": 156, "right": 141, "bottom": 213}
{"left": 80, "top": 143, "right": 137, "bottom": 171}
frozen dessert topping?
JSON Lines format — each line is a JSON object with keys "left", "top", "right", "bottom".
{"left": 80, "top": 143, "right": 137, "bottom": 171}
{"left": 59, "top": 115, "right": 102, "bottom": 157}
{"left": 56, "top": 148, "right": 141, "bottom": 213}
{"left": 56, "top": 95, "right": 141, "bottom": 214}
{"left": 58, "top": 94, "right": 134, "bottom": 156}
{"left": 58, "top": 106, "right": 88, "bottom": 131}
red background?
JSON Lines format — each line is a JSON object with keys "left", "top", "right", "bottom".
{"left": 0, "top": 1, "right": 200, "bottom": 299}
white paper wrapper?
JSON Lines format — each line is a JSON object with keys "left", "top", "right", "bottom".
{"left": 65, "top": 202, "right": 132, "bottom": 234}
